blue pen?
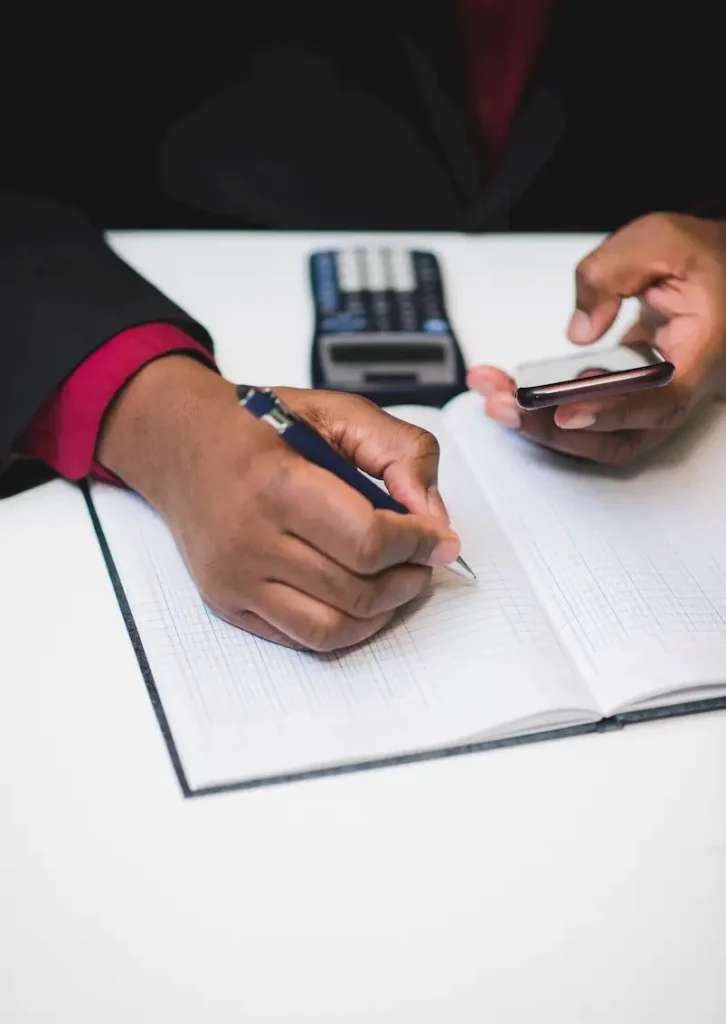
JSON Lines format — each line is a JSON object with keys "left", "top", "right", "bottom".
{"left": 237, "top": 386, "right": 475, "bottom": 580}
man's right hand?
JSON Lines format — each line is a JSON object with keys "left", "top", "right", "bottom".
{"left": 97, "top": 356, "right": 459, "bottom": 651}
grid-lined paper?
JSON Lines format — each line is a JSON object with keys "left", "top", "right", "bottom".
{"left": 90, "top": 414, "right": 595, "bottom": 791}
{"left": 446, "top": 393, "right": 726, "bottom": 714}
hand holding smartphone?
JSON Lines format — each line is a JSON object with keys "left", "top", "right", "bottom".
{"left": 514, "top": 343, "right": 675, "bottom": 411}
{"left": 468, "top": 211, "right": 726, "bottom": 466}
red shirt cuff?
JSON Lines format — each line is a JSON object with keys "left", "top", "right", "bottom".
{"left": 23, "top": 324, "right": 216, "bottom": 481}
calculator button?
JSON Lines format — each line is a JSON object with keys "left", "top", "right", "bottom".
{"left": 388, "top": 249, "right": 415, "bottom": 292}
{"left": 366, "top": 249, "right": 387, "bottom": 292}
{"left": 310, "top": 251, "right": 339, "bottom": 313}
{"left": 336, "top": 248, "right": 362, "bottom": 293}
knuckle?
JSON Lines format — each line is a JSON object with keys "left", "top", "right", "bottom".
{"left": 347, "top": 393, "right": 380, "bottom": 416}
{"left": 576, "top": 250, "right": 618, "bottom": 300}
{"left": 602, "top": 434, "right": 641, "bottom": 466}
{"left": 393, "top": 564, "right": 432, "bottom": 604}
{"left": 321, "top": 390, "right": 376, "bottom": 413}
{"left": 602, "top": 403, "right": 631, "bottom": 430}
{"left": 302, "top": 607, "right": 346, "bottom": 653}
{"left": 348, "top": 578, "right": 380, "bottom": 618}
{"left": 310, "top": 392, "right": 374, "bottom": 432}
{"left": 202, "top": 591, "right": 252, "bottom": 630}
{"left": 218, "top": 608, "right": 306, "bottom": 650}
{"left": 411, "top": 425, "right": 440, "bottom": 460}
{"left": 576, "top": 253, "right": 603, "bottom": 291}
{"left": 346, "top": 566, "right": 429, "bottom": 618}
{"left": 352, "top": 516, "right": 388, "bottom": 573}
{"left": 410, "top": 528, "right": 438, "bottom": 566}
{"left": 197, "top": 568, "right": 251, "bottom": 627}
{"left": 654, "top": 398, "right": 689, "bottom": 430}
{"left": 229, "top": 608, "right": 261, "bottom": 633}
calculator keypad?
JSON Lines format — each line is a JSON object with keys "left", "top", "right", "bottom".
{"left": 311, "top": 248, "right": 450, "bottom": 336}
{"left": 310, "top": 247, "right": 465, "bottom": 403}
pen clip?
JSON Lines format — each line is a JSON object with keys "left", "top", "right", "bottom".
{"left": 237, "top": 386, "right": 299, "bottom": 434}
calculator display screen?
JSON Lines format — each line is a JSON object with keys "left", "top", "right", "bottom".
{"left": 330, "top": 343, "right": 446, "bottom": 364}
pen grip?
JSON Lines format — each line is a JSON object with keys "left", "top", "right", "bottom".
{"left": 284, "top": 420, "right": 408, "bottom": 515}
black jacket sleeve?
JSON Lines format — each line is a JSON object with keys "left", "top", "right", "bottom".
{"left": 0, "top": 194, "right": 213, "bottom": 459}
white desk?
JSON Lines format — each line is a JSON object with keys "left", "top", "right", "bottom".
{"left": 1, "top": 233, "right": 725, "bottom": 1023}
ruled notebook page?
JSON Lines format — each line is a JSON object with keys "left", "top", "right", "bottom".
{"left": 90, "top": 411, "right": 595, "bottom": 792}
{"left": 445, "top": 392, "right": 726, "bottom": 716}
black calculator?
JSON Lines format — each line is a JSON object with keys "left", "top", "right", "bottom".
{"left": 309, "top": 248, "right": 467, "bottom": 407}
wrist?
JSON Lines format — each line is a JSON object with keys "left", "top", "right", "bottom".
{"left": 97, "top": 355, "right": 239, "bottom": 511}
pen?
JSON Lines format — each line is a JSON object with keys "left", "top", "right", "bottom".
{"left": 237, "top": 386, "right": 476, "bottom": 581}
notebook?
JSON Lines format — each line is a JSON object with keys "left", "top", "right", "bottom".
{"left": 85, "top": 391, "right": 726, "bottom": 796}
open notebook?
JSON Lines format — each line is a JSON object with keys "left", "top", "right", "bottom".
{"left": 86, "top": 391, "right": 726, "bottom": 795}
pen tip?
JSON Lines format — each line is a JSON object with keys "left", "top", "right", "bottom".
{"left": 456, "top": 556, "right": 477, "bottom": 580}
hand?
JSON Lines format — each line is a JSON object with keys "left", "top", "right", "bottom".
{"left": 97, "top": 356, "right": 459, "bottom": 651}
{"left": 468, "top": 213, "right": 726, "bottom": 463}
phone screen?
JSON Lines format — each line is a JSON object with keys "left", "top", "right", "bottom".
{"left": 516, "top": 343, "right": 663, "bottom": 388}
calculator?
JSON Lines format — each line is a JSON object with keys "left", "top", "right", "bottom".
{"left": 309, "top": 248, "right": 467, "bottom": 407}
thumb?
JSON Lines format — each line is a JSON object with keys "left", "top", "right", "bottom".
{"left": 567, "top": 214, "right": 689, "bottom": 346}
{"left": 290, "top": 390, "right": 449, "bottom": 521}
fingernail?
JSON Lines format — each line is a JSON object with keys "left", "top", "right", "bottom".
{"left": 430, "top": 532, "right": 461, "bottom": 567}
{"left": 557, "top": 410, "right": 596, "bottom": 430}
{"left": 488, "top": 401, "right": 522, "bottom": 430}
{"left": 427, "top": 484, "right": 450, "bottom": 523}
{"left": 568, "top": 310, "right": 592, "bottom": 343}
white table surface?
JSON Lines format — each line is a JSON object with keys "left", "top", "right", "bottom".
{"left": 1, "top": 232, "right": 725, "bottom": 1024}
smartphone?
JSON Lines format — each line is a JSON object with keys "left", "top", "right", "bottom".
{"left": 514, "top": 343, "right": 675, "bottom": 411}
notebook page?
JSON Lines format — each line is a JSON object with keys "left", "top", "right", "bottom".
{"left": 89, "top": 411, "right": 595, "bottom": 791}
{"left": 444, "top": 392, "right": 726, "bottom": 715}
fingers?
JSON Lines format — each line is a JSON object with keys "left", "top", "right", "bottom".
{"left": 211, "top": 587, "right": 395, "bottom": 653}
{"left": 467, "top": 365, "right": 515, "bottom": 398}
{"left": 207, "top": 605, "right": 306, "bottom": 651}
{"left": 468, "top": 327, "right": 685, "bottom": 453}
{"left": 254, "top": 582, "right": 396, "bottom": 652}
{"left": 198, "top": 450, "right": 438, "bottom": 652}
{"left": 279, "top": 459, "right": 460, "bottom": 573}
{"left": 503, "top": 397, "right": 666, "bottom": 464}
{"left": 517, "top": 413, "right": 665, "bottom": 465}
{"left": 264, "top": 532, "right": 433, "bottom": 618}
{"left": 285, "top": 389, "right": 448, "bottom": 520}
{"left": 553, "top": 383, "right": 690, "bottom": 433}
{"left": 471, "top": 386, "right": 665, "bottom": 463}
{"left": 554, "top": 320, "right": 703, "bottom": 434}
{"left": 484, "top": 391, "right": 523, "bottom": 429}
{"left": 468, "top": 368, "right": 519, "bottom": 429}
{"left": 568, "top": 213, "right": 696, "bottom": 346}
{"left": 569, "top": 276, "right": 623, "bottom": 345}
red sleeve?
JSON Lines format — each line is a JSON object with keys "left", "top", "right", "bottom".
{"left": 22, "top": 323, "right": 216, "bottom": 482}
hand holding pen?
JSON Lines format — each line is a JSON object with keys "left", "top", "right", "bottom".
{"left": 99, "top": 357, "right": 469, "bottom": 653}
{"left": 238, "top": 386, "right": 475, "bottom": 581}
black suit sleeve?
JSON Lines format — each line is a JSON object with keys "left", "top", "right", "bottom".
{"left": 0, "top": 194, "right": 213, "bottom": 458}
